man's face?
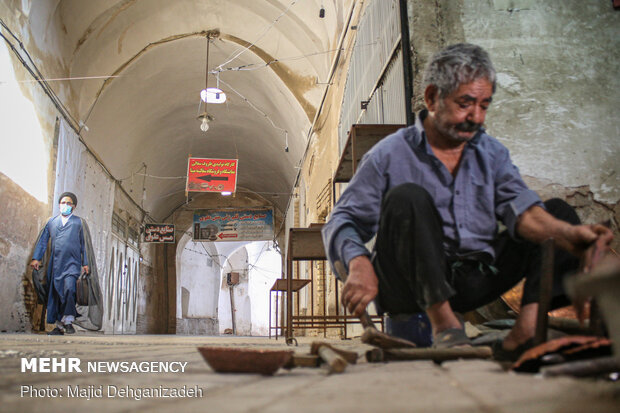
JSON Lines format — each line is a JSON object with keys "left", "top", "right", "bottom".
{"left": 59, "top": 197, "right": 74, "bottom": 215}
{"left": 429, "top": 78, "right": 494, "bottom": 144}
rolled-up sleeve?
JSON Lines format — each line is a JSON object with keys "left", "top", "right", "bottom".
{"left": 493, "top": 147, "right": 543, "bottom": 238}
{"left": 333, "top": 226, "right": 370, "bottom": 268}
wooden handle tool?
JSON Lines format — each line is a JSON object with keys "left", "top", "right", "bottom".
{"left": 366, "top": 346, "right": 492, "bottom": 363}
{"left": 315, "top": 343, "right": 348, "bottom": 374}
{"left": 311, "top": 341, "right": 358, "bottom": 364}
{"left": 283, "top": 354, "right": 321, "bottom": 369}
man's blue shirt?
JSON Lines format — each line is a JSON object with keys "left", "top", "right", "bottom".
{"left": 322, "top": 111, "right": 543, "bottom": 275}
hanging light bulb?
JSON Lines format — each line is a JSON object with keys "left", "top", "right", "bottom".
{"left": 196, "top": 35, "right": 215, "bottom": 133}
{"left": 197, "top": 111, "right": 213, "bottom": 133}
{"left": 200, "top": 116, "right": 210, "bottom": 132}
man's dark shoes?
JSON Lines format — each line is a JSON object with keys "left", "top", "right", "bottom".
{"left": 64, "top": 324, "right": 75, "bottom": 334}
{"left": 47, "top": 327, "right": 64, "bottom": 335}
{"left": 433, "top": 328, "right": 472, "bottom": 349}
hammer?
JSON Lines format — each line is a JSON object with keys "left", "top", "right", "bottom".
{"left": 334, "top": 262, "right": 417, "bottom": 349}
{"left": 366, "top": 346, "right": 492, "bottom": 363}
{"left": 313, "top": 343, "right": 348, "bottom": 374}
{"left": 311, "top": 341, "right": 359, "bottom": 364}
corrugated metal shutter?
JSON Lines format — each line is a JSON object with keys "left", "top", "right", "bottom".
{"left": 380, "top": 51, "right": 406, "bottom": 124}
{"left": 338, "top": 0, "right": 404, "bottom": 150}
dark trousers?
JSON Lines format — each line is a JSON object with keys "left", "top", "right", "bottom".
{"left": 372, "top": 184, "right": 580, "bottom": 315}
{"left": 47, "top": 273, "right": 78, "bottom": 323}
{"left": 59, "top": 274, "right": 78, "bottom": 318}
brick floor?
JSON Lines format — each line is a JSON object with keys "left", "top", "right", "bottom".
{"left": 0, "top": 333, "right": 618, "bottom": 412}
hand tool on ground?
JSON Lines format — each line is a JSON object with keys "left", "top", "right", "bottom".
{"left": 366, "top": 346, "right": 492, "bottom": 363}
{"left": 312, "top": 342, "right": 348, "bottom": 374}
{"left": 334, "top": 261, "right": 417, "bottom": 349}
{"left": 310, "top": 341, "right": 358, "bottom": 364}
{"left": 540, "top": 356, "right": 620, "bottom": 378}
{"left": 283, "top": 354, "right": 321, "bottom": 369}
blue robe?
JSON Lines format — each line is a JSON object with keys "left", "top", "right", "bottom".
{"left": 33, "top": 215, "right": 88, "bottom": 324}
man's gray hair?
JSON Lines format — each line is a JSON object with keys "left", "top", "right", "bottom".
{"left": 422, "top": 43, "right": 496, "bottom": 98}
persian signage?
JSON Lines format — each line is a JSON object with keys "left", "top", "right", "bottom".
{"left": 143, "top": 224, "right": 175, "bottom": 243}
{"left": 186, "top": 158, "right": 238, "bottom": 193}
{"left": 193, "top": 209, "right": 273, "bottom": 242}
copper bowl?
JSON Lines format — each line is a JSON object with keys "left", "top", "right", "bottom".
{"left": 197, "top": 346, "right": 294, "bottom": 375}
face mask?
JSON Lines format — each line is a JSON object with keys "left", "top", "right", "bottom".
{"left": 60, "top": 204, "right": 73, "bottom": 216}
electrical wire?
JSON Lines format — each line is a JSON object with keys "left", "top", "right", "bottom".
{"left": 1, "top": 74, "right": 123, "bottom": 83}
{"left": 211, "top": 40, "right": 378, "bottom": 74}
{"left": 217, "top": 0, "right": 299, "bottom": 70}
{"left": 213, "top": 48, "right": 342, "bottom": 73}
{"left": 131, "top": 172, "right": 187, "bottom": 180}
{"left": 216, "top": 76, "right": 287, "bottom": 134}
{"left": 216, "top": 76, "right": 289, "bottom": 146}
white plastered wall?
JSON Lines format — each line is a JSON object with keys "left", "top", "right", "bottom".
{"left": 246, "top": 241, "right": 281, "bottom": 336}
{"left": 176, "top": 234, "right": 221, "bottom": 320}
{"left": 218, "top": 243, "right": 250, "bottom": 335}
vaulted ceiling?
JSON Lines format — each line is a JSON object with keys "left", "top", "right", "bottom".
{"left": 27, "top": 0, "right": 353, "bottom": 219}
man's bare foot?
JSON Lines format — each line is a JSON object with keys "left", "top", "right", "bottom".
{"left": 426, "top": 301, "right": 463, "bottom": 336}
{"left": 502, "top": 331, "right": 533, "bottom": 351}
{"left": 501, "top": 302, "right": 537, "bottom": 351}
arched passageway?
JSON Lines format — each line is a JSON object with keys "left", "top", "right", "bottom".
{"left": 176, "top": 230, "right": 281, "bottom": 336}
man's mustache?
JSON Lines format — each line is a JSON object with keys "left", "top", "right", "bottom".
{"left": 455, "top": 121, "right": 481, "bottom": 132}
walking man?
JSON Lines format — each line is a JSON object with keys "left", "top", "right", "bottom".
{"left": 31, "top": 192, "right": 89, "bottom": 335}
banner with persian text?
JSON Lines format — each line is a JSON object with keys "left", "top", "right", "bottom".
{"left": 143, "top": 224, "right": 175, "bottom": 243}
{"left": 192, "top": 209, "right": 273, "bottom": 242}
{"left": 186, "top": 158, "right": 238, "bottom": 193}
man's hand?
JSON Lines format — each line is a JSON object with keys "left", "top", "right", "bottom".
{"left": 82, "top": 265, "right": 89, "bottom": 275}
{"left": 30, "top": 260, "right": 41, "bottom": 270}
{"left": 571, "top": 225, "right": 613, "bottom": 325}
{"left": 518, "top": 206, "right": 614, "bottom": 258}
{"left": 567, "top": 224, "right": 613, "bottom": 269}
{"left": 341, "top": 256, "right": 378, "bottom": 317}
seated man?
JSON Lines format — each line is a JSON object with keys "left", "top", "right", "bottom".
{"left": 322, "top": 43, "right": 613, "bottom": 356}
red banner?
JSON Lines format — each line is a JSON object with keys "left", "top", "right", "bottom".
{"left": 186, "top": 158, "right": 238, "bottom": 193}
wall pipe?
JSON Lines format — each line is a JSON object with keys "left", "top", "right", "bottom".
{"left": 399, "top": 0, "right": 415, "bottom": 126}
